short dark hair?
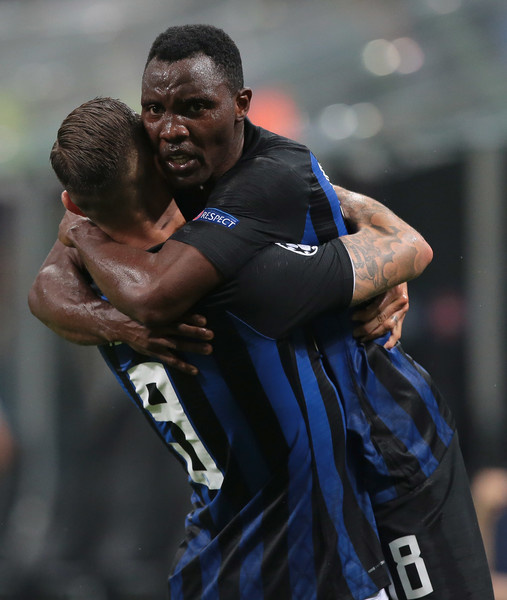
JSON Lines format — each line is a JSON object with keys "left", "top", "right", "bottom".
{"left": 146, "top": 24, "right": 244, "bottom": 92}
{"left": 50, "top": 97, "right": 143, "bottom": 196}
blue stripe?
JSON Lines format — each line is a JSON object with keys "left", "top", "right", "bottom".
{"left": 239, "top": 511, "right": 264, "bottom": 599}
{"left": 169, "top": 570, "right": 183, "bottom": 599}
{"left": 310, "top": 153, "right": 348, "bottom": 236}
{"left": 302, "top": 207, "right": 320, "bottom": 245}
{"left": 285, "top": 446, "right": 318, "bottom": 596}
{"left": 199, "top": 537, "right": 221, "bottom": 599}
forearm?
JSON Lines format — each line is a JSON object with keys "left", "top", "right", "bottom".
{"left": 64, "top": 219, "right": 221, "bottom": 326}
{"left": 28, "top": 241, "right": 132, "bottom": 345}
{"left": 335, "top": 186, "right": 432, "bottom": 304}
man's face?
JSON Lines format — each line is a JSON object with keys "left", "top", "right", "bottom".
{"left": 141, "top": 54, "right": 250, "bottom": 190}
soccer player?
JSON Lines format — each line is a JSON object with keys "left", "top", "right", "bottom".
{"left": 30, "top": 23, "right": 494, "bottom": 599}
{"left": 32, "top": 96, "right": 428, "bottom": 600}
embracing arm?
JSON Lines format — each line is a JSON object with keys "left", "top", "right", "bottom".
{"left": 28, "top": 240, "right": 124, "bottom": 345}
{"left": 230, "top": 186, "right": 430, "bottom": 339}
{"left": 335, "top": 185, "right": 432, "bottom": 305}
{"left": 59, "top": 212, "right": 223, "bottom": 328}
{"left": 28, "top": 239, "right": 214, "bottom": 374}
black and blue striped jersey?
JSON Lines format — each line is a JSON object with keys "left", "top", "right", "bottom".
{"left": 98, "top": 121, "right": 393, "bottom": 599}
{"left": 97, "top": 119, "right": 479, "bottom": 600}
{"left": 100, "top": 303, "right": 389, "bottom": 599}
{"left": 173, "top": 120, "right": 456, "bottom": 508}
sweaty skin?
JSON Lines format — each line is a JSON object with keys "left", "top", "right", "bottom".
{"left": 141, "top": 56, "right": 252, "bottom": 192}
{"left": 56, "top": 187, "right": 430, "bottom": 332}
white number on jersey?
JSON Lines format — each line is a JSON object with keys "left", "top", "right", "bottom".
{"left": 127, "top": 361, "right": 224, "bottom": 490}
{"left": 388, "top": 535, "right": 433, "bottom": 599}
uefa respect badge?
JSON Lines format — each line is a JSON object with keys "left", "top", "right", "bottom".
{"left": 194, "top": 208, "right": 239, "bottom": 228}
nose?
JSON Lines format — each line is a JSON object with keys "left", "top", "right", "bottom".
{"left": 159, "top": 114, "right": 189, "bottom": 142}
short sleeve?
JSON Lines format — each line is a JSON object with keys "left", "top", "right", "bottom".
{"left": 206, "top": 238, "right": 354, "bottom": 338}
{"left": 171, "top": 156, "right": 310, "bottom": 279}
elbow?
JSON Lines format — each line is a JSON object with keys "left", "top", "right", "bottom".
{"left": 126, "top": 287, "right": 185, "bottom": 327}
{"left": 132, "top": 306, "right": 169, "bottom": 328}
{"left": 27, "top": 282, "right": 44, "bottom": 321}
{"left": 27, "top": 286, "right": 37, "bottom": 316}
{"left": 413, "top": 235, "right": 433, "bottom": 277}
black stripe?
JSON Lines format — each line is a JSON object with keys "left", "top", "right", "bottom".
{"left": 365, "top": 342, "right": 450, "bottom": 464}
{"left": 209, "top": 311, "right": 290, "bottom": 466}
{"left": 170, "top": 367, "right": 230, "bottom": 472}
{"left": 180, "top": 558, "right": 203, "bottom": 600}
{"left": 396, "top": 344, "right": 456, "bottom": 431}
{"left": 260, "top": 469, "right": 292, "bottom": 598}
{"left": 170, "top": 365, "right": 252, "bottom": 516}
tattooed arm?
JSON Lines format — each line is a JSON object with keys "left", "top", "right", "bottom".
{"left": 335, "top": 185, "right": 432, "bottom": 306}
{"left": 222, "top": 187, "right": 431, "bottom": 339}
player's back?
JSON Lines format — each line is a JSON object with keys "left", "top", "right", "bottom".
{"left": 99, "top": 305, "right": 390, "bottom": 600}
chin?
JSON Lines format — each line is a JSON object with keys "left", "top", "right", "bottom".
{"left": 164, "top": 171, "right": 206, "bottom": 191}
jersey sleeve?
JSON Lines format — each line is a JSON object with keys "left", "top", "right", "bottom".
{"left": 171, "top": 156, "right": 310, "bottom": 279}
{"left": 207, "top": 238, "right": 354, "bottom": 339}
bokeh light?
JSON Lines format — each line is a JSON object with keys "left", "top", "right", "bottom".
{"left": 247, "top": 87, "right": 304, "bottom": 140}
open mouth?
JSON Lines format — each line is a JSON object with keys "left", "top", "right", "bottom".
{"left": 170, "top": 154, "right": 192, "bottom": 165}
{"left": 163, "top": 153, "right": 199, "bottom": 173}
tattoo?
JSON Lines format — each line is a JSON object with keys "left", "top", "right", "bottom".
{"left": 340, "top": 199, "right": 419, "bottom": 303}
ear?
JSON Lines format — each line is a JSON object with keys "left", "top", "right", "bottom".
{"left": 235, "top": 87, "right": 252, "bottom": 122}
{"left": 61, "top": 190, "right": 86, "bottom": 217}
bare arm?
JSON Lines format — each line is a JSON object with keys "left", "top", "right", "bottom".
{"left": 54, "top": 186, "right": 429, "bottom": 340}
{"left": 58, "top": 211, "right": 223, "bottom": 327}
{"left": 29, "top": 240, "right": 124, "bottom": 345}
{"left": 28, "top": 240, "right": 214, "bottom": 374}
{"left": 335, "top": 185, "right": 432, "bottom": 305}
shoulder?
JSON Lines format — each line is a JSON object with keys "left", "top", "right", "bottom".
{"left": 243, "top": 120, "right": 311, "bottom": 165}
{"left": 217, "top": 128, "right": 312, "bottom": 199}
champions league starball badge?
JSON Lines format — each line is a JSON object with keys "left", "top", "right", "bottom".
{"left": 275, "top": 242, "right": 319, "bottom": 256}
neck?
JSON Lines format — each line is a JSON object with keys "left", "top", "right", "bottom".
{"left": 97, "top": 200, "right": 185, "bottom": 249}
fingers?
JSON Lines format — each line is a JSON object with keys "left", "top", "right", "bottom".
{"left": 172, "top": 323, "right": 214, "bottom": 341}
{"left": 134, "top": 343, "right": 207, "bottom": 376}
{"left": 353, "top": 312, "right": 401, "bottom": 343}
{"left": 352, "top": 283, "right": 409, "bottom": 346}
{"left": 181, "top": 313, "right": 208, "bottom": 328}
{"left": 163, "top": 338, "right": 213, "bottom": 355}
{"left": 157, "top": 353, "right": 200, "bottom": 376}
{"left": 167, "top": 314, "right": 214, "bottom": 340}
{"left": 129, "top": 342, "right": 201, "bottom": 376}
{"left": 383, "top": 315, "right": 403, "bottom": 349}
{"left": 128, "top": 336, "right": 213, "bottom": 376}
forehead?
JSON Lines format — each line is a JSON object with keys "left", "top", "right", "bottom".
{"left": 142, "top": 55, "right": 229, "bottom": 99}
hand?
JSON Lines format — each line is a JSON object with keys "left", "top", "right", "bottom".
{"left": 58, "top": 210, "right": 90, "bottom": 247}
{"left": 117, "top": 312, "right": 214, "bottom": 376}
{"left": 351, "top": 283, "right": 409, "bottom": 349}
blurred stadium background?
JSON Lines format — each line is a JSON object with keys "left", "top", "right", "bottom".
{"left": 0, "top": 0, "right": 506, "bottom": 597}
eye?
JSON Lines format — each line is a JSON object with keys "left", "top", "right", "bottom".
{"left": 143, "top": 103, "right": 164, "bottom": 117}
{"left": 185, "top": 99, "right": 210, "bottom": 114}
